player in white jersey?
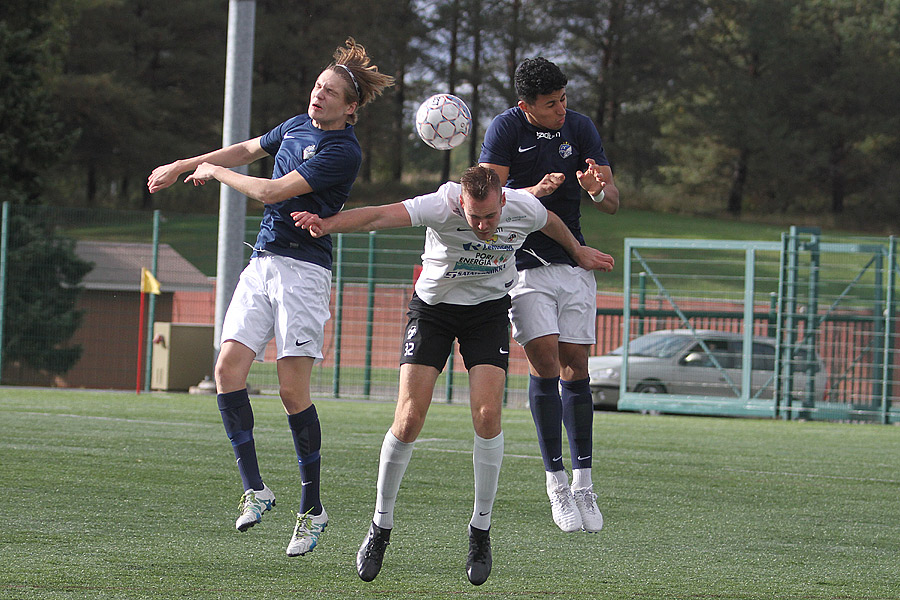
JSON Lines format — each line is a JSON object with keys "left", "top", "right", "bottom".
{"left": 292, "top": 166, "right": 613, "bottom": 585}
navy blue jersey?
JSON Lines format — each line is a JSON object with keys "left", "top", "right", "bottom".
{"left": 480, "top": 107, "right": 608, "bottom": 269}
{"left": 255, "top": 114, "right": 361, "bottom": 269}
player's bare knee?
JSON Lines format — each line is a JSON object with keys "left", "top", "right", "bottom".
{"left": 392, "top": 406, "right": 427, "bottom": 442}
{"left": 472, "top": 405, "right": 501, "bottom": 437}
{"left": 214, "top": 358, "right": 241, "bottom": 392}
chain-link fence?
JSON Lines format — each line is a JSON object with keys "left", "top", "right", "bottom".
{"left": 3, "top": 203, "right": 606, "bottom": 408}
{"left": 3, "top": 205, "right": 895, "bottom": 421}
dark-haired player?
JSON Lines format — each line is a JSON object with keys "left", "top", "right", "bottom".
{"left": 480, "top": 57, "right": 620, "bottom": 533}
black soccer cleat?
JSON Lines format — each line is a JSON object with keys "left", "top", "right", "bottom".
{"left": 357, "top": 521, "right": 391, "bottom": 582}
{"left": 466, "top": 525, "right": 492, "bottom": 586}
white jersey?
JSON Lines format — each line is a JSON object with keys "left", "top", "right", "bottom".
{"left": 402, "top": 182, "right": 548, "bottom": 305}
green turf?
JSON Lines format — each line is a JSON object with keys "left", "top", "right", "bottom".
{"left": 2, "top": 387, "right": 898, "bottom": 599}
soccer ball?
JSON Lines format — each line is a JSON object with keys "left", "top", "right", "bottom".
{"left": 415, "top": 94, "right": 471, "bottom": 150}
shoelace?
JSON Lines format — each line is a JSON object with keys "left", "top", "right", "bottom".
{"left": 575, "top": 488, "right": 599, "bottom": 513}
{"left": 363, "top": 529, "right": 389, "bottom": 558}
{"left": 551, "top": 486, "right": 574, "bottom": 509}
{"left": 294, "top": 508, "right": 323, "bottom": 536}
{"left": 238, "top": 491, "right": 259, "bottom": 512}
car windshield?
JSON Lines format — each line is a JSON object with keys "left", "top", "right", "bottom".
{"left": 610, "top": 333, "right": 690, "bottom": 358}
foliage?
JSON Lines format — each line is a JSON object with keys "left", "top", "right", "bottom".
{"left": 3, "top": 214, "right": 93, "bottom": 375}
{"left": 0, "top": 0, "right": 72, "bottom": 205}
{"left": 1, "top": 1, "right": 94, "bottom": 376}
{"left": 4, "top": 0, "right": 899, "bottom": 222}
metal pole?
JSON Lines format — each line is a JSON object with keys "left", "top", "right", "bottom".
{"left": 215, "top": 0, "right": 256, "bottom": 359}
{"left": 332, "top": 233, "right": 344, "bottom": 397}
{"left": 881, "top": 236, "right": 896, "bottom": 424}
{"left": 144, "top": 210, "right": 160, "bottom": 391}
{"left": 363, "top": 232, "right": 376, "bottom": 397}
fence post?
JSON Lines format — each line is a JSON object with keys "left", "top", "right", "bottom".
{"left": 332, "top": 233, "right": 344, "bottom": 398}
{"left": 638, "top": 271, "right": 647, "bottom": 336}
{"left": 363, "top": 231, "right": 376, "bottom": 397}
{"left": 0, "top": 202, "right": 8, "bottom": 384}
{"left": 143, "top": 210, "right": 160, "bottom": 391}
{"left": 881, "top": 236, "right": 897, "bottom": 424}
{"left": 802, "top": 232, "right": 820, "bottom": 416}
{"left": 767, "top": 292, "right": 777, "bottom": 338}
{"left": 444, "top": 343, "right": 455, "bottom": 403}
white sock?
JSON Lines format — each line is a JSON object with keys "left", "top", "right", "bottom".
{"left": 572, "top": 467, "right": 593, "bottom": 490}
{"left": 546, "top": 469, "right": 569, "bottom": 491}
{"left": 470, "top": 432, "right": 504, "bottom": 530}
{"left": 373, "top": 430, "right": 414, "bottom": 529}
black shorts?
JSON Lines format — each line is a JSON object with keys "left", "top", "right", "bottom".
{"left": 400, "top": 294, "right": 512, "bottom": 372}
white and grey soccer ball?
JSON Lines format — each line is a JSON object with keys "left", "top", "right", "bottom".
{"left": 415, "top": 94, "right": 472, "bottom": 150}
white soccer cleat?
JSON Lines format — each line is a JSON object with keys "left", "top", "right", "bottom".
{"left": 286, "top": 508, "right": 329, "bottom": 556}
{"left": 235, "top": 484, "right": 275, "bottom": 531}
{"left": 547, "top": 484, "right": 583, "bottom": 532}
{"left": 572, "top": 485, "right": 604, "bottom": 532}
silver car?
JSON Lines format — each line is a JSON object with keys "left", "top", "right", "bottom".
{"left": 588, "top": 329, "right": 827, "bottom": 410}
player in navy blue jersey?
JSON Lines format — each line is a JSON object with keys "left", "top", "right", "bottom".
{"left": 147, "top": 38, "right": 393, "bottom": 556}
{"left": 480, "top": 57, "right": 620, "bottom": 533}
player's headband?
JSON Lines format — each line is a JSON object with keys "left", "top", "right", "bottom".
{"left": 336, "top": 64, "right": 361, "bottom": 101}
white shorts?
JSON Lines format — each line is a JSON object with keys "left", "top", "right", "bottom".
{"left": 509, "top": 263, "right": 597, "bottom": 346}
{"left": 221, "top": 253, "right": 332, "bottom": 361}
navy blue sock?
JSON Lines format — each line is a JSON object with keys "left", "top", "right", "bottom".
{"left": 288, "top": 405, "right": 323, "bottom": 515}
{"left": 561, "top": 378, "right": 594, "bottom": 469}
{"left": 529, "top": 375, "right": 564, "bottom": 472}
{"left": 217, "top": 389, "right": 263, "bottom": 491}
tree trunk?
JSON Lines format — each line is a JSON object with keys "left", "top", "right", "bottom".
{"left": 442, "top": 0, "right": 461, "bottom": 183}
{"left": 392, "top": 60, "right": 407, "bottom": 182}
{"left": 468, "top": 0, "right": 483, "bottom": 167}
{"left": 829, "top": 143, "right": 846, "bottom": 214}
{"left": 86, "top": 164, "right": 97, "bottom": 206}
{"left": 727, "top": 148, "right": 749, "bottom": 215}
{"left": 505, "top": 0, "right": 521, "bottom": 104}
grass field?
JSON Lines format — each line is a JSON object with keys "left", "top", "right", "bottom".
{"left": 2, "top": 387, "right": 898, "bottom": 599}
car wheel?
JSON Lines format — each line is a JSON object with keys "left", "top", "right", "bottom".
{"left": 634, "top": 381, "right": 666, "bottom": 394}
{"left": 634, "top": 381, "right": 665, "bottom": 415}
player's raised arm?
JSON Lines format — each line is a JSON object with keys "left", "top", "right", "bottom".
{"left": 147, "top": 137, "right": 268, "bottom": 194}
{"left": 539, "top": 211, "right": 614, "bottom": 272}
{"left": 292, "top": 202, "right": 412, "bottom": 238}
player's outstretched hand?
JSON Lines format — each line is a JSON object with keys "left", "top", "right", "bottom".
{"left": 574, "top": 246, "right": 615, "bottom": 272}
{"left": 531, "top": 172, "right": 565, "bottom": 198}
{"left": 575, "top": 158, "right": 607, "bottom": 197}
{"left": 147, "top": 162, "right": 182, "bottom": 194}
{"left": 291, "top": 211, "right": 326, "bottom": 238}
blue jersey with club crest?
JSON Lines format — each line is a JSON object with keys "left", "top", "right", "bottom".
{"left": 255, "top": 114, "right": 361, "bottom": 269}
{"left": 479, "top": 107, "right": 608, "bottom": 270}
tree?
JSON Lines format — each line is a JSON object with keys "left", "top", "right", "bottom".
{"left": 0, "top": 0, "right": 71, "bottom": 204}
{"left": 3, "top": 214, "right": 93, "bottom": 376}
{"left": 55, "top": 0, "right": 226, "bottom": 209}
{"left": 0, "top": 0, "right": 93, "bottom": 377}
{"left": 789, "top": 0, "right": 900, "bottom": 214}
{"left": 547, "top": 0, "right": 706, "bottom": 186}
{"left": 662, "top": 0, "right": 797, "bottom": 214}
